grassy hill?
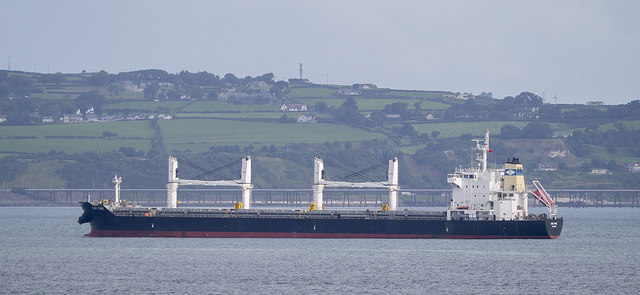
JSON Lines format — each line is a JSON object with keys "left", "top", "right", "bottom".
{"left": 1, "top": 69, "right": 640, "bottom": 190}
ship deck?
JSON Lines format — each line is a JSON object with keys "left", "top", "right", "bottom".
{"left": 109, "top": 206, "right": 448, "bottom": 221}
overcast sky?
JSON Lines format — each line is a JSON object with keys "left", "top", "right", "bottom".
{"left": 2, "top": 0, "right": 639, "bottom": 104}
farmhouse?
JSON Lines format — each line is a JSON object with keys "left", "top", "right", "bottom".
{"left": 590, "top": 169, "right": 609, "bottom": 175}
{"left": 338, "top": 88, "right": 360, "bottom": 96}
{"left": 536, "top": 164, "right": 558, "bottom": 171}
{"left": 248, "top": 81, "right": 268, "bottom": 88}
{"left": 63, "top": 114, "right": 83, "bottom": 123}
{"left": 548, "top": 150, "right": 568, "bottom": 158}
{"left": 297, "top": 114, "right": 315, "bottom": 123}
{"left": 281, "top": 104, "right": 307, "bottom": 112}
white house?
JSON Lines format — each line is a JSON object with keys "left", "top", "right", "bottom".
{"left": 628, "top": 163, "right": 640, "bottom": 173}
{"left": 281, "top": 104, "right": 307, "bottom": 112}
{"left": 590, "top": 169, "right": 609, "bottom": 175}
{"left": 548, "top": 150, "right": 568, "bottom": 158}
{"left": 297, "top": 114, "right": 315, "bottom": 123}
{"left": 63, "top": 114, "right": 83, "bottom": 123}
{"left": 338, "top": 88, "right": 360, "bottom": 96}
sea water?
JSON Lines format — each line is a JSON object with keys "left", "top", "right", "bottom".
{"left": 0, "top": 207, "right": 638, "bottom": 294}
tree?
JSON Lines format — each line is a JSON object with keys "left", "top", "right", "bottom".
{"left": 187, "top": 87, "right": 205, "bottom": 99}
{"left": 75, "top": 90, "right": 107, "bottom": 114}
{"left": 332, "top": 97, "right": 363, "bottom": 126}
{"left": 108, "top": 83, "right": 122, "bottom": 97}
{"left": 314, "top": 102, "right": 328, "bottom": 113}
{"left": 382, "top": 102, "right": 409, "bottom": 118}
{"left": 399, "top": 123, "right": 417, "bottom": 137}
{"left": 522, "top": 122, "right": 552, "bottom": 139}
{"left": 269, "top": 80, "right": 289, "bottom": 98}
{"left": 431, "top": 131, "right": 440, "bottom": 139}
{"left": 90, "top": 70, "right": 110, "bottom": 86}
{"left": 513, "top": 91, "right": 543, "bottom": 107}
{"left": 500, "top": 124, "right": 522, "bottom": 139}
{"left": 223, "top": 73, "right": 240, "bottom": 87}
{"left": 255, "top": 73, "right": 275, "bottom": 84}
{"left": 144, "top": 82, "right": 159, "bottom": 99}
{"left": 538, "top": 105, "right": 562, "bottom": 119}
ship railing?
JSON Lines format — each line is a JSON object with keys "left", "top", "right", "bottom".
{"left": 111, "top": 208, "right": 446, "bottom": 220}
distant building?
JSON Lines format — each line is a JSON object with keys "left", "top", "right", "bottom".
{"left": 63, "top": 114, "right": 83, "bottom": 123}
{"left": 354, "top": 83, "right": 377, "bottom": 90}
{"left": 42, "top": 116, "right": 54, "bottom": 123}
{"left": 297, "top": 114, "right": 315, "bottom": 123}
{"left": 553, "top": 131, "right": 572, "bottom": 138}
{"left": 536, "top": 164, "right": 558, "bottom": 172}
{"left": 548, "top": 150, "right": 568, "bottom": 158}
{"left": 0, "top": 115, "right": 6, "bottom": 123}
{"left": 443, "top": 93, "right": 475, "bottom": 100}
{"left": 218, "top": 92, "right": 248, "bottom": 101}
{"left": 456, "top": 93, "right": 475, "bottom": 100}
{"left": 281, "top": 104, "right": 307, "bottom": 112}
{"left": 248, "top": 81, "right": 269, "bottom": 88}
{"left": 628, "top": 163, "right": 640, "bottom": 173}
{"left": 338, "top": 88, "right": 360, "bottom": 96}
{"left": 426, "top": 113, "right": 437, "bottom": 120}
{"left": 586, "top": 101, "right": 604, "bottom": 106}
{"left": 85, "top": 114, "right": 100, "bottom": 122}
{"left": 590, "top": 169, "right": 609, "bottom": 175}
{"left": 384, "top": 114, "right": 401, "bottom": 119}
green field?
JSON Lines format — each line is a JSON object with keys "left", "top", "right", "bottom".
{"left": 104, "top": 101, "right": 188, "bottom": 112}
{"left": 295, "top": 98, "right": 451, "bottom": 111}
{"left": 0, "top": 121, "right": 154, "bottom": 153}
{"left": 181, "top": 101, "right": 281, "bottom": 112}
{"left": 287, "top": 87, "right": 339, "bottom": 98}
{"left": 386, "top": 90, "right": 451, "bottom": 99}
{"left": 596, "top": 120, "right": 640, "bottom": 132}
{"left": 175, "top": 112, "right": 328, "bottom": 119}
{"left": 159, "top": 118, "right": 385, "bottom": 152}
{"left": 407, "top": 121, "right": 569, "bottom": 138}
{"left": 0, "top": 138, "right": 150, "bottom": 154}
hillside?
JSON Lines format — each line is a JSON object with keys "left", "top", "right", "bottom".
{"left": 1, "top": 69, "right": 640, "bottom": 190}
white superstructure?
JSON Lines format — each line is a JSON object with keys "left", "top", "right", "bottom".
{"left": 447, "top": 131, "right": 556, "bottom": 221}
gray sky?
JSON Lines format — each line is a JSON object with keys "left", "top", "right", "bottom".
{"left": 2, "top": 0, "right": 639, "bottom": 104}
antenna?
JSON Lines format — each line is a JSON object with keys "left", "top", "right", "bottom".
{"left": 554, "top": 95, "right": 558, "bottom": 104}
{"left": 7, "top": 56, "right": 10, "bottom": 71}
{"left": 299, "top": 63, "right": 303, "bottom": 79}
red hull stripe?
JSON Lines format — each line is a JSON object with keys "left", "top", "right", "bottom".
{"left": 87, "top": 230, "right": 556, "bottom": 239}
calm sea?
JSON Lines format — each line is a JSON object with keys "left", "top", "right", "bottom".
{"left": 0, "top": 206, "right": 638, "bottom": 294}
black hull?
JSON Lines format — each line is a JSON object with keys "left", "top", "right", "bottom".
{"left": 79, "top": 202, "right": 562, "bottom": 239}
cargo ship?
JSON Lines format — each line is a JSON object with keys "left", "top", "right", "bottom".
{"left": 78, "top": 131, "right": 562, "bottom": 239}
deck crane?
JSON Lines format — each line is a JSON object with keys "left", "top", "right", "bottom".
{"left": 166, "top": 156, "right": 252, "bottom": 209}
{"left": 312, "top": 157, "right": 399, "bottom": 211}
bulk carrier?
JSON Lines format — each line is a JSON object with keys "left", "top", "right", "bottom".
{"left": 78, "top": 131, "right": 563, "bottom": 239}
